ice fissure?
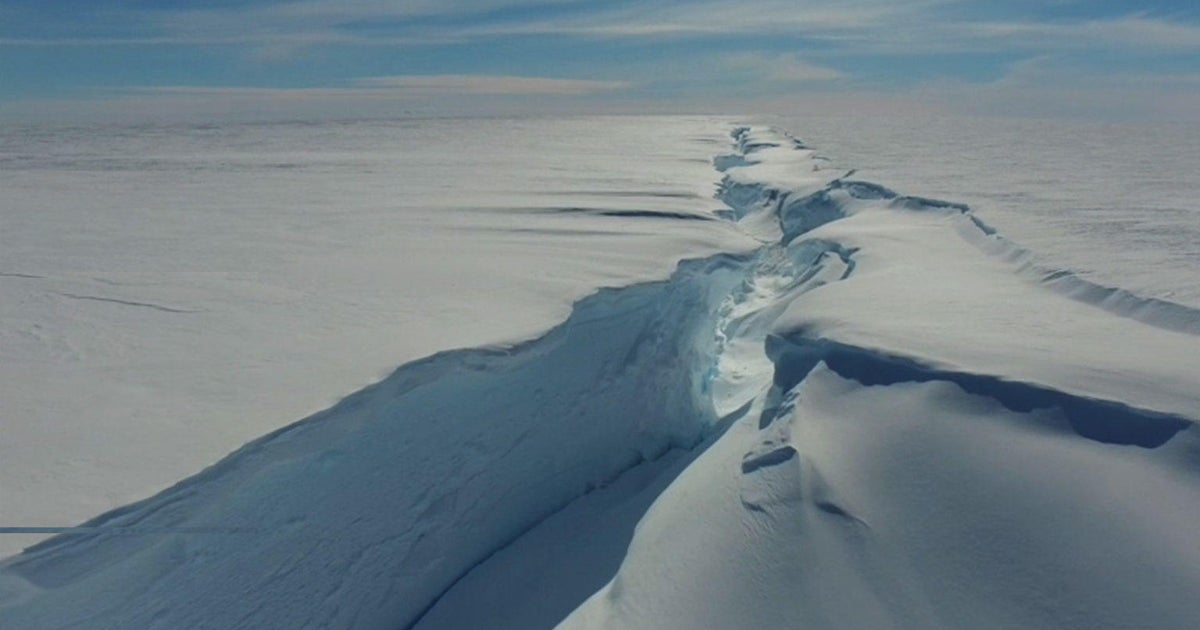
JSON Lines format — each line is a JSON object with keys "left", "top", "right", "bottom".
{"left": 0, "top": 251, "right": 756, "bottom": 629}
{"left": 554, "top": 126, "right": 1200, "bottom": 630}
{"left": 3, "top": 124, "right": 1199, "bottom": 630}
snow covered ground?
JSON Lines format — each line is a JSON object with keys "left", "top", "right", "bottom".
{"left": 779, "top": 115, "right": 1200, "bottom": 308}
{"left": 2, "top": 118, "right": 1199, "bottom": 628}
{"left": 0, "top": 116, "right": 755, "bottom": 557}
{"left": 562, "top": 129, "right": 1200, "bottom": 629}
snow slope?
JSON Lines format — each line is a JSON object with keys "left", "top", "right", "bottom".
{"left": 3, "top": 123, "right": 1199, "bottom": 629}
{"left": 0, "top": 116, "right": 755, "bottom": 557}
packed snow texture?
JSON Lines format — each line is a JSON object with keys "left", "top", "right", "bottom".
{"left": 3, "top": 121, "right": 1199, "bottom": 629}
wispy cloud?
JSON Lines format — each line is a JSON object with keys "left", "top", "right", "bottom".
{"left": 721, "top": 53, "right": 844, "bottom": 83}
{"left": 6, "top": 3, "right": 1198, "bottom": 58}
{"left": 468, "top": 1, "right": 910, "bottom": 38}
{"left": 894, "top": 54, "right": 1200, "bottom": 121}
{"left": 130, "top": 74, "right": 632, "bottom": 100}
{"left": 964, "top": 15, "right": 1200, "bottom": 52}
{"left": 1, "top": 73, "right": 635, "bottom": 122}
{"left": 0, "top": 0, "right": 927, "bottom": 47}
{"left": 3, "top": 1, "right": 1200, "bottom": 121}
{"left": 352, "top": 75, "right": 631, "bottom": 95}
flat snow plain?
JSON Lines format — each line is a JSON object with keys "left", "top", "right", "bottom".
{"left": 2, "top": 117, "right": 1199, "bottom": 629}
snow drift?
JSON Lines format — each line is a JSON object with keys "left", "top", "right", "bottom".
{"left": 3, "top": 124, "right": 1200, "bottom": 629}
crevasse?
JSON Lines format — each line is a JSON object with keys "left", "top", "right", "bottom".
{"left": 3, "top": 124, "right": 1198, "bottom": 630}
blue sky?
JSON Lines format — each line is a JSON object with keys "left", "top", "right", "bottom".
{"left": 2, "top": 0, "right": 1198, "bottom": 121}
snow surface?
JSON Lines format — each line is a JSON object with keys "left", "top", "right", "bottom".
{"left": 778, "top": 115, "right": 1200, "bottom": 309}
{"left": 0, "top": 116, "right": 755, "bottom": 557}
{"left": 3, "top": 121, "right": 1200, "bottom": 629}
{"left": 562, "top": 128, "right": 1200, "bottom": 629}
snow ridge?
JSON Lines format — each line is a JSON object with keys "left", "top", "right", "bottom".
{"left": 714, "top": 126, "right": 1198, "bottom": 446}
{"left": 722, "top": 126, "right": 1200, "bottom": 336}
{"left": 765, "top": 335, "right": 1190, "bottom": 448}
{"left": 560, "top": 126, "right": 1200, "bottom": 630}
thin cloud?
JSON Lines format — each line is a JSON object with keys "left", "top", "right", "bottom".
{"left": 252, "top": 0, "right": 588, "bottom": 22}
{"left": 2, "top": 74, "right": 635, "bottom": 123}
{"left": 0, "top": 0, "right": 927, "bottom": 47}
{"left": 963, "top": 15, "right": 1200, "bottom": 52}
{"left": 722, "top": 53, "right": 845, "bottom": 83}
{"left": 4, "top": 0, "right": 1200, "bottom": 124}
{"left": 352, "top": 75, "right": 632, "bottom": 95}
{"left": 7, "top": 3, "right": 1198, "bottom": 59}
{"left": 896, "top": 54, "right": 1200, "bottom": 121}
{"left": 131, "top": 74, "right": 632, "bottom": 98}
{"left": 465, "top": 1, "right": 917, "bottom": 39}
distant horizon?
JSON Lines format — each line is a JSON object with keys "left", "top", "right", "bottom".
{"left": 8, "top": 107, "right": 1200, "bottom": 129}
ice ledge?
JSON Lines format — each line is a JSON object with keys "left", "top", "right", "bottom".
{"left": 722, "top": 125, "right": 1200, "bottom": 426}
{"left": 767, "top": 334, "right": 1191, "bottom": 448}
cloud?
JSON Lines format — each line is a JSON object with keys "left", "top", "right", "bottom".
{"left": 964, "top": 15, "right": 1200, "bottom": 52}
{"left": 898, "top": 55, "right": 1200, "bottom": 121}
{"left": 249, "top": 0, "right": 587, "bottom": 22}
{"left": 139, "top": 0, "right": 597, "bottom": 49}
{"left": 721, "top": 53, "right": 844, "bottom": 83}
{"left": 6, "top": 3, "right": 1198, "bottom": 62}
{"left": 0, "top": 0, "right": 927, "bottom": 47}
{"left": 351, "top": 75, "right": 632, "bottom": 95}
{"left": 0, "top": 74, "right": 635, "bottom": 122}
{"left": 465, "top": 0, "right": 919, "bottom": 39}
{"left": 4, "top": 1, "right": 1200, "bottom": 124}
{"left": 127, "top": 75, "right": 631, "bottom": 100}
{"left": 691, "top": 52, "right": 1200, "bottom": 123}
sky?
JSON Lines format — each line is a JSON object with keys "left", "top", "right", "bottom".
{"left": 1, "top": 0, "right": 1198, "bottom": 122}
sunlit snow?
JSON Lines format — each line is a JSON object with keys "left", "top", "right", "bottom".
{"left": 2, "top": 117, "right": 1198, "bottom": 629}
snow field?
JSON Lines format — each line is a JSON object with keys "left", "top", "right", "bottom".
{"left": 3, "top": 123, "right": 1199, "bottom": 629}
